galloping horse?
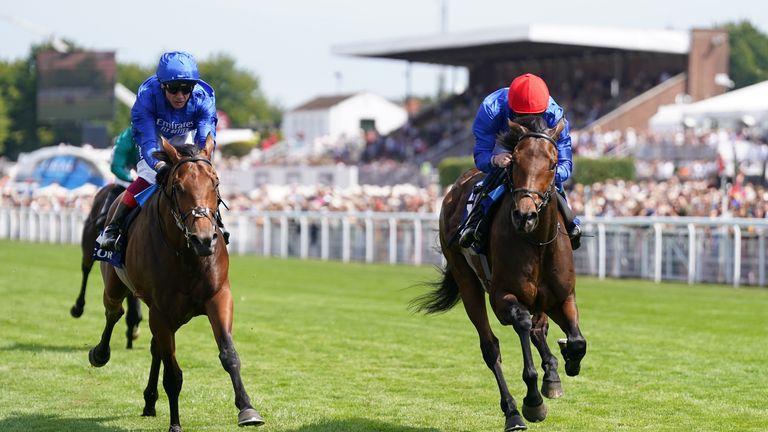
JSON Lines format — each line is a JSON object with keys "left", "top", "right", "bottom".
{"left": 70, "top": 183, "right": 142, "bottom": 349}
{"left": 412, "top": 117, "right": 587, "bottom": 431}
{"left": 88, "top": 135, "right": 263, "bottom": 432}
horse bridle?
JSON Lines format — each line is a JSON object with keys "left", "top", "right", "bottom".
{"left": 505, "top": 131, "right": 560, "bottom": 246}
{"left": 159, "top": 156, "right": 225, "bottom": 249}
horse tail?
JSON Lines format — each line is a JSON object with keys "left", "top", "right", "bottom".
{"left": 410, "top": 266, "right": 461, "bottom": 314}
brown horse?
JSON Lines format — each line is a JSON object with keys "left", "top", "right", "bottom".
{"left": 88, "top": 135, "right": 263, "bottom": 432}
{"left": 70, "top": 183, "right": 142, "bottom": 349}
{"left": 412, "top": 117, "right": 587, "bottom": 431}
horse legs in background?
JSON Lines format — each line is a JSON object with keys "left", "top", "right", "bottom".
{"left": 89, "top": 267, "right": 129, "bottom": 367}
{"left": 496, "top": 298, "right": 548, "bottom": 424}
{"left": 530, "top": 313, "right": 563, "bottom": 399}
{"left": 125, "top": 294, "right": 143, "bottom": 349}
{"left": 452, "top": 262, "right": 527, "bottom": 431}
{"left": 205, "top": 289, "right": 264, "bottom": 427}
{"left": 546, "top": 294, "right": 587, "bottom": 377}
{"left": 71, "top": 247, "right": 95, "bottom": 318}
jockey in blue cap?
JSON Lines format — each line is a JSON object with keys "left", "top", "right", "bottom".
{"left": 99, "top": 51, "right": 225, "bottom": 251}
{"left": 458, "top": 73, "right": 582, "bottom": 250}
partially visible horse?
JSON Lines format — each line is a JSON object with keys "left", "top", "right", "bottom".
{"left": 88, "top": 135, "right": 263, "bottom": 432}
{"left": 70, "top": 183, "right": 142, "bottom": 349}
{"left": 412, "top": 117, "right": 587, "bottom": 431}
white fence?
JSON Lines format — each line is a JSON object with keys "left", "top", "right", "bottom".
{"left": 1, "top": 205, "right": 766, "bottom": 287}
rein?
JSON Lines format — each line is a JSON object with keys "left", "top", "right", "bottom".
{"left": 158, "top": 156, "right": 222, "bottom": 250}
{"left": 505, "top": 131, "right": 561, "bottom": 247}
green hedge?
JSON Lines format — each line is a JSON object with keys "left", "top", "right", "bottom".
{"left": 436, "top": 155, "right": 635, "bottom": 187}
{"left": 571, "top": 156, "right": 635, "bottom": 185}
{"left": 438, "top": 156, "right": 475, "bottom": 187}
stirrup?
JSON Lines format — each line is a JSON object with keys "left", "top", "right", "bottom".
{"left": 458, "top": 228, "right": 478, "bottom": 248}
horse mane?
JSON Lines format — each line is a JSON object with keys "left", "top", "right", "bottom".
{"left": 497, "top": 115, "right": 549, "bottom": 151}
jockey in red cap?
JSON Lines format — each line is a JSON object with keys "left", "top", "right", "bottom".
{"left": 458, "top": 73, "right": 582, "bottom": 250}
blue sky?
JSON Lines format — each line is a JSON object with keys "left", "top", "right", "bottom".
{"left": 2, "top": 0, "right": 767, "bottom": 109}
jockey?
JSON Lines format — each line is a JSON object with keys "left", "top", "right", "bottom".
{"left": 95, "top": 127, "right": 139, "bottom": 227}
{"left": 99, "top": 51, "right": 223, "bottom": 251}
{"left": 458, "top": 73, "right": 582, "bottom": 250}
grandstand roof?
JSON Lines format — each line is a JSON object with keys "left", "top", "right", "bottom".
{"left": 333, "top": 24, "right": 691, "bottom": 66}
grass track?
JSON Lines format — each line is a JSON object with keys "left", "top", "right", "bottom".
{"left": 0, "top": 240, "right": 766, "bottom": 431}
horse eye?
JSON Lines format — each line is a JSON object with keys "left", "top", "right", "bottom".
{"left": 550, "top": 163, "right": 557, "bottom": 171}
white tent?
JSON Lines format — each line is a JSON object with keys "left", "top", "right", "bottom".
{"left": 650, "top": 80, "right": 768, "bottom": 131}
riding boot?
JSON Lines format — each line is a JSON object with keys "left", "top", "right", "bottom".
{"left": 99, "top": 201, "right": 132, "bottom": 252}
{"left": 569, "top": 224, "right": 582, "bottom": 250}
{"left": 215, "top": 211, "right": 230, "bottom": 245}
{"left": 458, "top": 207, "right": 484, "bottom": 248}
{"left": 555, "top": 190, "right": 582, "bottom": 250}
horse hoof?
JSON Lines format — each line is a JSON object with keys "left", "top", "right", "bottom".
{"left": 504, "top": 413, "right": 527, "bottom": 431}
{"left": 169, "top": 424, "right": 182, "bottom": 432}
{"left": 541, "top": 380, "right": 564, "bottom": 399}
{"left": 70, "top": 305, "right": 84, "bottom": 318}
{"left": 238, "top": 408, "right": 265, "bottom": 427}
{"left": 88, "top": 346, "right": 110, "bottom": 367}
{"left": 522, "top": 401, "right": 548, "bottom": 423}
{"left": 142, "top": 406, "right": 156, "bottom": 417}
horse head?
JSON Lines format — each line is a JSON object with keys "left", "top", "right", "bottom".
{"left": 158, "top": 134, "right": 221, "bottom": 256}
{"left": 500, "top": 116, "right": 565, "bottom": 235}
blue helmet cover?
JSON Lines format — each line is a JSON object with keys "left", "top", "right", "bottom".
{"left": 156, "top": 51, "right": 200, "bottom": 83}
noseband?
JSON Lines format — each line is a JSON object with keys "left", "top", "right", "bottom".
{"left": 505, "top": 132, "right": 560, "bottom": 245}
{"left": 160, "top": 156, "right": 223, "bottom": 249}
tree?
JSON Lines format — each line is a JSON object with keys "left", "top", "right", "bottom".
{"left": 198, "top": 53, "right": 281, "bottom": 128}
{"left": 725, "top": 21, "right": 768, "bottom": 89}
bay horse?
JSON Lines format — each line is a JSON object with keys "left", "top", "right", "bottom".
{"left": 88, "top": 135, "right": 264, "bottom": 432}
{"left": 412, "top": 117, "right": 587, "bottom": 431}
{"left": 70, "top": 183, "right": 143, "bottom": 349}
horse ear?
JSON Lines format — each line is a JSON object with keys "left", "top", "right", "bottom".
{"left": 200, "top": 133, "right": 215, "bottom": 160}
{"left": 549, "top": 118, "right": 566, "bottom": 140}
{"left": 161, "top": 136, "right": 181, "bottom": 164}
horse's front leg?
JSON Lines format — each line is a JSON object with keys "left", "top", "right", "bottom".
{"left": 149, "top": 309, "right": 184, "bottom": 432}
{"left": 142, "top": 336, "right": 161, "bottom": 417}
{"left": 497, "top": 297, "right": 547, "bottom": 424}
{"left": 453, "top": 265, "right": 526, "bottom": 432}
{"left": 89, "top": 265, "right": 125, "bottom": 367}
{"left": 205, "top": 287, "right": 264, "bottom": 427}
{"left": 547, "top": 294, "right": 587, "bottom": 377}
{"left": 530, "top": 313, "right": 563, "bottom": 399}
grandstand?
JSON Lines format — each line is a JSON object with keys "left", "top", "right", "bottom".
{"left": 334, "top": 24, "right": 731, "bottom": 183}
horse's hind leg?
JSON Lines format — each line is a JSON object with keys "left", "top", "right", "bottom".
{"left": 530, "top": 313, "right": 563, "bottom": 399}
{"left": 547, "top": 294, "right": 587, "bottom": 377}
{"left": 124, "top": 294, "right": 142, "bottom": 349}
{"left": 205, "top": 288, "right": 264, "bottom": 427}
{"left": 89, "top": 264, "right": 126, "bottom": 367}
{"left": 496, "top": 298, "right": 547, "bottom": 424}
{"left": 71, "top": 255, "right": 93, "bottom": 318}
{"left": 453, "top": 264, "right": 527, "bottom": 431}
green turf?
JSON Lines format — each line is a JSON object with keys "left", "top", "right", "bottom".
{"left": 0, "top": 240, "right": 766, "bottom": 431}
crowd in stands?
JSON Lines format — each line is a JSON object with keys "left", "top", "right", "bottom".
{"left": 3, "top": 171, "right": 767, "bottom": 220}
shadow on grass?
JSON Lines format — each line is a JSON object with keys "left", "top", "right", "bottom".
{"left": 0, "top": 342, "right": 86, "bottom": 353}
{"left": 285, "top": 418, "right": 442, "bottom": 432}
{"left": 0, "top": 413, "right": 132, "bottom": 432}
